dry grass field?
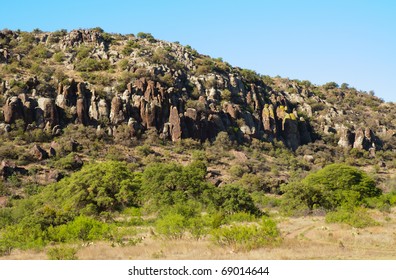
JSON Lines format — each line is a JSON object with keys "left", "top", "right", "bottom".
{"left": 3, "top": 208, "right": 396, "bottom": 260}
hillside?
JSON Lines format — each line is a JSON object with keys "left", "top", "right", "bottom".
{"left": 0, "top": 28, "right": 395, "bottom": 259}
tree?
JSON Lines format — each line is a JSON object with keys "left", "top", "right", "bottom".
{"left": 141, "top": 160, "right": 213, "bottom": 210}
{"left": 323, "top": 82, "right": 339, "bottom": 90}
{"left": 281, "top": 163, "right": 381, "bottom": 212}
{"left": 33, "top": 161, "right": 141, "bottom": 217}
{"left": 215, "top": 184, "right": 261, "bottom": 215}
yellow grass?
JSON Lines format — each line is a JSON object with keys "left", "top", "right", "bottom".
{"left": 2, "top": 208, "right": 396, "bottom": 260}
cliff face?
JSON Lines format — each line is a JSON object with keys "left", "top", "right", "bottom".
{"left": 0, "top": 29, "right": 395, "bottom": 152}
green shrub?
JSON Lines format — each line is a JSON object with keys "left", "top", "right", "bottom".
{"left": 225, "top": 212, "right": 258, "bottom": 223}
{"left": 325, "top": 207, "right": 378, "bottom": 228}
{"left": 141, "top": 160, "right": 214, "bottom": 211}
{"left": 47, "top": 246, "right": 78, "bottom": 260}
{"left": 155, "top": 213, "right": 187, "bottom": 239}
{"left": 122, "top": 40, "right": 140, "bottom": 55}
{"left": 240, "top": 69, "right": 260, "bottom": 83}
{"left": 323, "top": 82, "right": 339, "bottom": 90}
{"left": 187, "top": 215, "right": 212, "bottom": 240}
{"left": 53, "top": 51, "right": 65, "bottom": 63}
{"left": 211, "top": 217, "right": 281, "bottom": 251}
{"left": 76, "top": 45, "right": 93, "bottom": 60}
{"left": 54, "top": 152, "right": 83, "bottom": 170}
{"left": 364, "top": 192, "right": 396, "bottom": 212}
{"left": 47, "top": 215, "right": 111, "bottom": 242}
{"left": 75, "top": 58, "right": 110, "bottom": 72}
{"left": 281, "top": 163, "right": 381, "bottom": 213}
{"left": 136, "top": 144, "right": 154, "bottom": 157}
{"left": 136, "top": 32, "right": 156, "bottom": 42}
{"left": 215, "top": 185, "right": 261, "bottom": 216}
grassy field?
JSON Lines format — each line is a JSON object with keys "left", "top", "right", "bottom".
{"left": 2, "top": 208, "right": 395, "bottom": 260}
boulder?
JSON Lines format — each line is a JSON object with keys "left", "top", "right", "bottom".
{"left": 36, "top": 97, "right": 59, "bottom": 127}
{"left": 31, "top": 144, "right": 49, "bottom": 160}
{"left": 3, "top": 96, "right": 24, "bottom": 124}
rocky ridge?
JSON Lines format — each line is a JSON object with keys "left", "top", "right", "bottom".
{"left": 0, "top": 29, "right": 395, "bottom": 152}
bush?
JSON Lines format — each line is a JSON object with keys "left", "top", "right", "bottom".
{"left": 136, "top": 32, "right": 156, "bottom": 42}
{"left": 155, "top": 213, "right": 187, "bottom": 239}
{"left": 240, "top": 69, "right": 260, "bottom": 83}
{"left": 75, "top": 58, "right": 110, "bottom": 72}
{"left": 47, "top": 246, "right": 78, "bottom": 260}
{"left": 53, "top": 51, "right": 65, "bottom": 63}
{"left": 141, "top": 160, "right": 213, "bottom": 211}
{"left": 10, "top": 161, "right": 141, "bottom": 220}
{"left": 122, "top": 40, "right": 140, "bottom": 55}
{"left": 215, "top": 185, "right": 261, "bottom": 216}
{"left": 281, "top": 163, "right": 381, "bottom": 212}
{"left": 211, "top": 217, "right": 281, "bottom": 251}
{"left": 47, "top": 215, "right": 111, "bottom": 242}
{"left": 323, "top": 82, "right": 339, "bottom": 90}
{"left": 136, "top": 144, "right": 154, "bottom": 157}
{"left": 325, "top": 207, "right": 378, "bottom": 228}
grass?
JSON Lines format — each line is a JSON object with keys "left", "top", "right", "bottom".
{"left": 2, "top": 208, "right": 396, "bottom": 260}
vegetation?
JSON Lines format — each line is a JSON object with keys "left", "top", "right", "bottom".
{"left": 0, "top": 28, "right": 395, "bottom": 259}
{"left": 281, "top": 163, "right": 381, "bottom": 213}
{"left": 211, "top": 217, "right": 281, "bottom": 252}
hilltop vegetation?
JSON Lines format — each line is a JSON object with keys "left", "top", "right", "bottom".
{"left": 0, "top": 28, "right": 395, "bottom": 259}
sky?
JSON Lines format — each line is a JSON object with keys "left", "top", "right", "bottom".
{"left": 0, "top": 0, "right": 395, "bottom": 102}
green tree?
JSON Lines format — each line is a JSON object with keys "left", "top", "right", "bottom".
{"left": 281, "top": 163, "right": 381, "bottom": 212}
{"left": 141, "top": 160, "right": 213, "bottom": 210}
{"left": 215, "top": 185, "right": 261, "bottom": 215}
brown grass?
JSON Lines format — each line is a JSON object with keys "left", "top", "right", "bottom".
{"left": 2, "top": 208, "right": 396, "bottom": 260}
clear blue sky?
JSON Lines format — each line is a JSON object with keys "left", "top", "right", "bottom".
{"left": 1, "top": 0, "right": 395, "bottom": 102}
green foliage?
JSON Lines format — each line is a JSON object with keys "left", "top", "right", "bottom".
{"left": 364, "top": 192, "right": 396, "bottom": 212}
{"left": 136, "top": 144, "right": 154, "bottom": 157}
{"left": 122, "top": 40, "right": 140, "bottom": 55}
{"left": 7, "top": 161, "right": 141, "bottom": 222}
{"left": 141, "top": 160, "right": 213, "bottom": 211}
{"left": 155, "top": 213, "right": 187, "bottom": 239}
{"left": 281, "top": 163, "right": 381, "bottom": 213}
{"left": 53, "top": 152, "right": 83, "bottom": 170}
{"left": 75, "top": 58, "right": 110, "bottom": 72}
{"left": 221, "top": 89, "right": 232, "bottom": 101}
{"left": 136, "top": 32, "right": 156, "bottom": 42}
{"left": 325, "top": 207, "right": 378, "bottom": 228}
{"left": 323, "top": 81, "right": 339, "bottom": 90}
{"left": 225, "top": 212, "right": 258, "bottom": 223}
{"left": 47, "top": 215, "right": 111, "bottom": 242}
{"left": 29, "top": 44, "right": 52, "bottom": 60}
{"left": 213, "top": 131, "right": 233, "bottom": 150}
{"left": 194, "top": 57, "right": 215, "bottom": 75}
{"left": 53, "top": 51, "right": 65, "bottom": 63}
{"left": 215, "top": 185, "right": 261, "bottom": 216}
{"left": 211, "top": 217, "right": 281, "bottom": 251}
{"left": 240, "top": 69, "right": 260, "bottom": 83}
{"left": 47, "top": 246, "right": 78, "bottom": 260}
{"left": 76, "top": 45, "right": 93, "bottom": 60}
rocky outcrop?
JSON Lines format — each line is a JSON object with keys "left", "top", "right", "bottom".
{"left": 36, "top": 98, "right": 59, "bottom": 128}
{"left": 338, "top": 126, "right": 354, "bottom": 148}
{"left": 337, "top": 126, "right": 378, "bottom": 151}
{"left": 3, "top": 96, "right": 24, "bottom": 124}
{"left": 0, "top": 29, "right": 324, "bottom": 150}
{"left": 168, "top": 106, "right": 182, "bottom": 141}
{"left": 110, "top": 96, "right": 125, "bottom": 125}
{"left": 31, "top": 144, "right": 49, "bottom": 160}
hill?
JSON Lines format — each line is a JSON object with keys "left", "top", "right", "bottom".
{"left": 0, "top": 28, "right": 395, "bottom": 259}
